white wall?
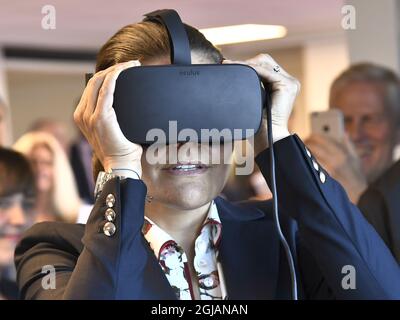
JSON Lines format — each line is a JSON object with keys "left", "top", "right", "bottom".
{"left": 346, "top": 0, "right": 400, "bottom": 71}
{"left": 300, "top": 34, "right": 350, "bottom": 137}
{"left": 6, "top": 60, "right": 94, "bottom": 144}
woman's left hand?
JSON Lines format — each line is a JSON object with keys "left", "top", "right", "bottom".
{"left": 223, "top": 54, "right": 300, "bottom": 155}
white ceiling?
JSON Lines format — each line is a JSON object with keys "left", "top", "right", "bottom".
{"left": 0, "top": 0, "right": 345, "bottom": 50}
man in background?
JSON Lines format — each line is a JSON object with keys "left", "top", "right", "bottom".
{"left": 306, "top": 63, "right": 400, "bottom": 261}
{"left": 0, "top": 147, "right": 35, "bottom": 299}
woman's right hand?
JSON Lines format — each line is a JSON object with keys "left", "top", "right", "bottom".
{"left": 73, "top": 60, "right": 143, "bottom": 178}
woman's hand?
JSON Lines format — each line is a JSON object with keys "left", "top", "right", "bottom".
{"left": 223, "top": 54, "right": 300, "bottom": 155}
{"left": 73, "top": 60, "right": 143, "bottom": 178}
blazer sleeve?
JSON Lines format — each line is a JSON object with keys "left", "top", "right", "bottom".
{"left": 15, "top": 177, "right": 161, "bottom": 299}
{"left": 255, "top": 134, "right": 400, "bottom": 299}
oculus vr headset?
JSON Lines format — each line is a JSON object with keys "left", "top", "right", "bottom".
{"left": 108, "top": 9, "right": 268, "bottom": 144}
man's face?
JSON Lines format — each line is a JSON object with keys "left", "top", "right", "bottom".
{"left": 332, "top": 81, "right": 399, "bottom": 183}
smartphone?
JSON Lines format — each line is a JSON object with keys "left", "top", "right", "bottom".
{"left": 311, "top": 109, "right": 345, "bottom": 141}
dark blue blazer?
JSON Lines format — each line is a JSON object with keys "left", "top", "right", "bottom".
{"left": 358, "top": 159, "right": 400, "bottom": 262}
{"left": 14, "top": 135, "right": 400, "bottom": 299}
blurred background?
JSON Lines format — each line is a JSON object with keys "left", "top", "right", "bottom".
{"left": 1, "top": 0, "right": 397, "bottom": 142}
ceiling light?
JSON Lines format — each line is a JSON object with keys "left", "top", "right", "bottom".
{"left": 200, "top": 24, "right": 287, "bottom": 45}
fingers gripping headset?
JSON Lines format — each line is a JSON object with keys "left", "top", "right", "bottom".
{"left": 88, "top": 9, "right": 298, "bottom": 300}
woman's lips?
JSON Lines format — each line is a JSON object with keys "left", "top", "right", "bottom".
{"left": 162, "top": 163, "right": 209, "bottom": 175}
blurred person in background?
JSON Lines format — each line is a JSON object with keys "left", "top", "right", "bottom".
{"left": 29, "top": 118, "right": 70, "bottom": 153}
{"left": 248, "top": 167, "right": 272, "bottom": 201}
{"left": 306, "top": 63, "right": 400, "bottom": 203}
{"left": 30, "top": 110, "right": 95, "bottom": 205}
{"left": 0, "top": 98, "right": 13, "bottom": 147}
{"left": 69, "top": 99, "right": 95, "bottom": 205}
{"left": 306, "top": 63, "right": 400, "bottom": 261}
{"left": 0, "top": 147, "right": 35, "bottom": 299}
{"left": 70, "top": 131, "right": 94, "bottom": 205}
{"left": 29, "top": 110, "right": 95, "bottom": 205}
{"left": 13, "top": 131, "right": 90, "bottom": 223}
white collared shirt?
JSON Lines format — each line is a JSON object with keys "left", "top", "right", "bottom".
{"left": 142, "top": 200, "right": 227, "bottom": 300}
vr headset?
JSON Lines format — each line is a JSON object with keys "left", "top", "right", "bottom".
{"left": 108, "top": 9, "right": 268, "bottom": 144}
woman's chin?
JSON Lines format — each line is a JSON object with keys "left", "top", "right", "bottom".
{"left": 163, "top": 189, "right": 213, "bottom": 210}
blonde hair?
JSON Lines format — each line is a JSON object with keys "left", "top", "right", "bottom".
{"left": 13, "top": 131, "right": 80, "bottom": 222}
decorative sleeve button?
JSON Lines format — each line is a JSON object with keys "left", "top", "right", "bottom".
{"left": 105, "top": 208, "right": 116, "bottom": 222}
{"left": 103, "top": 221, "right": 116, "bottom": 236}
{"left": 106, "top": 194, "right": 116, "bottom": 208}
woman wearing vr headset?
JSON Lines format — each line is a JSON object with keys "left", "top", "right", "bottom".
{"left": 15, "top": 15, "right": 400, "bottom": 300}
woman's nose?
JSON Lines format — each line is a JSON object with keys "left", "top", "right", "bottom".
{"left": 175, "top": 141, "right": 202, "bottom": 162}
{"left": 176, "top": 141, "right": 199, "bottom": 150}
